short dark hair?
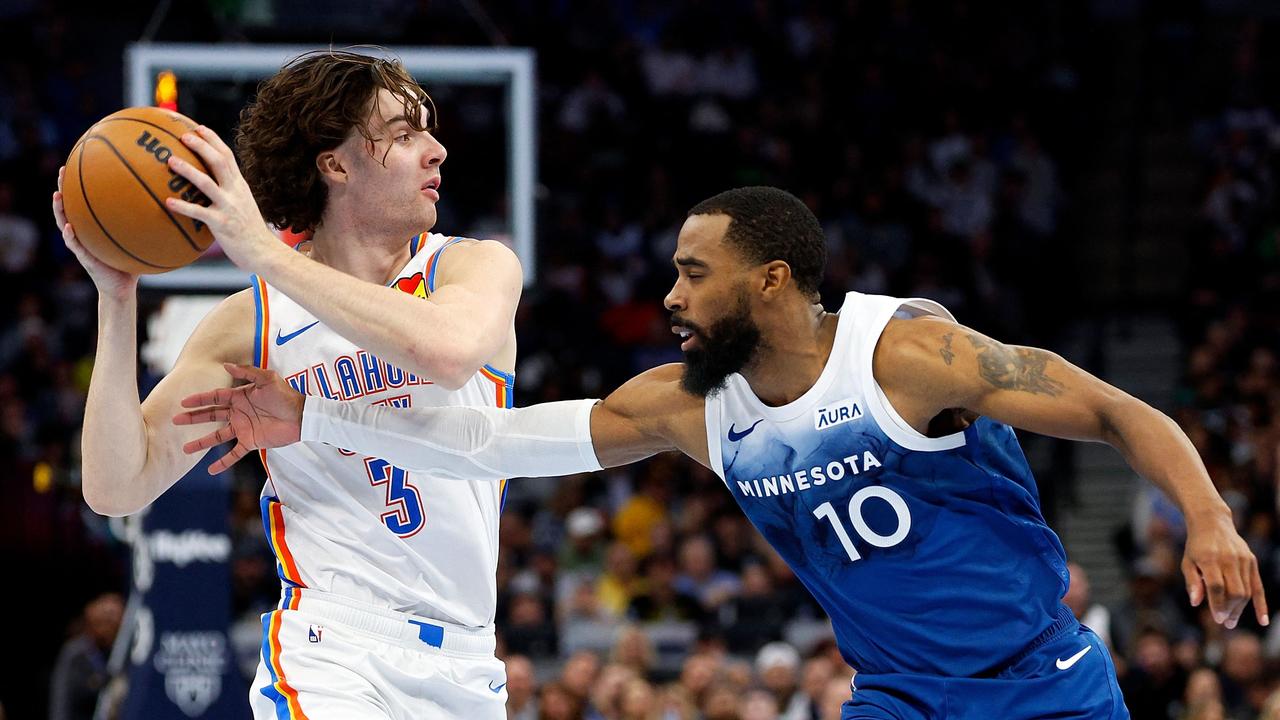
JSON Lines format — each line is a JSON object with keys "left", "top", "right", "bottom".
{"left": 687, "top": 186, "right": 826, "bottom": 296}
{"left": 236, "top": 49, "right": 437, "bottom": 233}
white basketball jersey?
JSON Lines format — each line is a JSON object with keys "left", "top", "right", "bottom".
{"left": 251, "top": 233, "right": 512, "bottom": 628}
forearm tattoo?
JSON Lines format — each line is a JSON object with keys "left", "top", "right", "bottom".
{"left": 963, "top": 335, "right": 1065, "bottom": 396}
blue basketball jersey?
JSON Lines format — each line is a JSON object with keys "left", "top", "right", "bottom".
{"left": 704, "top": 292, "right": 1071, "bottom": 678}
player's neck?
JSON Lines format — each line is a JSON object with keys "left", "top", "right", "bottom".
{"left": 740, "top": 302, "right": 836, "bottom": 407}
{"left": 306, "top": 223, "right": 413, "bottom": 286}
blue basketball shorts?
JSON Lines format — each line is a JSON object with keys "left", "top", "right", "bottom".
{"left": 841, "top": 615, "right": 1129, "bottom": 719}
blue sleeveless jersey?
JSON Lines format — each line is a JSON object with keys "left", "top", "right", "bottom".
{"left": 704, "top": 292, "right": 1070, "bottom": 678}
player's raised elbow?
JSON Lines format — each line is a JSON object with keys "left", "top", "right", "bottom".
{"left": 81, "top": 472, "right": 144, "bottom": 517}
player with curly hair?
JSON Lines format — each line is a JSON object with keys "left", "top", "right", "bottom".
{"left": 51, "top": 49, "right": 521, "bottom": 719}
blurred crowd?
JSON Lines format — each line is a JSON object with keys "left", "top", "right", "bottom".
{"left": 1089, "top": 18, "right": 1280, "bottom": 720}
{"left": 1, "top": 1, "right": 1277, "bottom": 719}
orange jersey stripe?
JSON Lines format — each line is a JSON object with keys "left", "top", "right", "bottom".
{"left": 270, "top": 501, "right": 305, "bottom": 586}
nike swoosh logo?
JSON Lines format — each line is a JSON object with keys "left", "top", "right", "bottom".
{"left": 1055, "top": 645, "right": 1091, "bottom": 670}
{"left": 275, "top": 321, "right": 320, "bottom": 346}
{"left": 727, "top": 419, "right": 764, "bottom": 442}
{"left": 488, "top": 681, "right": 507, "bottom": 693}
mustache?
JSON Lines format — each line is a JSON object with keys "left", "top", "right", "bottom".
{"left": 670, "top": 315, "right": 706, "bottom": 335}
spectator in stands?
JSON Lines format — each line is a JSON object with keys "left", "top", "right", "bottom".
{"left": 612, "top": 472, "right": 670, "bottom": 559}
{"left": 616, "top": 677, "right": 661, "bottom": 720}
{"left": 629, "top": 552, "right": 703, "bottom": 624}
{"left": 505, "top": 654, "right": 538, "bottom": 720}
{"left": 1180, "top": 667, "right": 1225, "bottom": 719}
{"left": 700, "top": 683, "right": 742, "bottom": 720}
{"left": 1065, "top": 561, "right": 1115, "bottom": 652}
{"left": 740, "top": 687, "right": 781, "bottom": 720}
{"left": 586, "top": 663, "right": 636, "bottom": 720}
{"left": 504, "top": 592, "right": 558, "bottom": 659}
{"left": 674, "top": 534, "right": 740, "bottom": 614}
{"left": 819, "top": 676, "right": 854, "bottom": 720}
{"left": 720, "top": 561, "right": 790, "bottom": 653}
{"left": 559, "top": 506, "right": 606, "bottom": 575}
{"left": 1112, "top": 555, "right": 1192, "bottom": 657}
{"left": 596, "top": 541, "right": 641, "bottom": 617}
{"left": 48, "top": 592, "right": 122, "bottom": 720}
{"left": 537, "top": 680, "right": 584, "bottom": 720}
{"left": 675, "top": 651, "right": 720, "bottom": 708}
{"left": 796, "top": 656, "right": 836, "bottom": 720}
{"left": 755, "top": 641, "right": 806, "bottom": 720}
{"left": 1121, "top": 627, "right": 1188, "bottom": 720}
{"left": 559, "top": 650, "right": 601, "bottom": 704}
{"left": 0, "top": 180, "right": 36, "bottom": 275}
{"left": 657, "top": 681, "right": 698, "bottom": 719}
{"left": 610, "top": 625, "right": 656, "bottom": 678}
{"left": 1219, "top": 632, "right": 1266, "bottom": 718}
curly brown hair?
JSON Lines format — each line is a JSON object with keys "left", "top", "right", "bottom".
{"left": 235, "top": 49, "right": 437, "bottom": 233}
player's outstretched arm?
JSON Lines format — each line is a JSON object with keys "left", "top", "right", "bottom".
{"left": 175, "top": 363, "right": 708, "bottom": 476}
{"left": 585, "top": 363, "right": 710, "bottom": 468}
{"left": 165, "top": 126, "right": 521, "bottom": 390}
{"left": 873, "top": 316, "right": 1269, "bottom": 630}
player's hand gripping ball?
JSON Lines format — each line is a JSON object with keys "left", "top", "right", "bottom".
{"left": 61, "top": 107, "right": 215, "bottom": 274}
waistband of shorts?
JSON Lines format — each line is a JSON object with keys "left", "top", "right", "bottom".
{"left": 278, "top": 587, "right": 496, "bottom": 657}
{"left": 998, "top": 605, "right": 1079, "bottom": 671}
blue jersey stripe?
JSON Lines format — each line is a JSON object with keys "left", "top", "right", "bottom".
{"left": 481, "top": 364, "right": 516, "bottom": 388}
{"left": 425, "top": 237, "right": 465, "bottom": 293}
{"left": 251, "top": 275, "right": 265, "bottom": 368}
{"left": 258, "top": 613, "right": 293, "bottom": 718}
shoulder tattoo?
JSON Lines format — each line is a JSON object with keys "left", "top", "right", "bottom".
{"left": 964, "top": 334, "right": 1064, "bottom": 396}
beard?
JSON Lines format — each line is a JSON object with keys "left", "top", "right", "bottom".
{"left": 675, "top": 292, "right": 762, "bottom": 397}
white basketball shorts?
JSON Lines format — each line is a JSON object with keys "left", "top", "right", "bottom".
{"left": 249, "top": 587, "right": 508, "bottom": 719}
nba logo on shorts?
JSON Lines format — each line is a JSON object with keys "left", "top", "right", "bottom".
{"left": 308, "top": 625, "right": 324, "bottom": 643}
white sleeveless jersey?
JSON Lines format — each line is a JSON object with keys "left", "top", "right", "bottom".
{"left": 251, "top": 233, "right": 513, "bottom": 628}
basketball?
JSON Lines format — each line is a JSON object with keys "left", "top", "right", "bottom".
{"left": 61, "top": 107, "right": 214, "bottom": 275}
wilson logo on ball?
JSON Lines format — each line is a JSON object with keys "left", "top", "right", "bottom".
{"left": 136, "top": 130, "right": 212, "bottom": 230}
{"left": 137, "top": 130, "right": 175, "bottom": 162}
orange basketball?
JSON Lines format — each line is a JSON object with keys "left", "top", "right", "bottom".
{"left": 62, "top": 107, "right": 215, "bottom": 275}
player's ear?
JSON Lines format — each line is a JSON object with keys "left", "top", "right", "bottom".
{"left": 759, "top": 260, "right": 792, "bottom": 301}
{"left": 315, "top": 151, "right": 347, "bottom": 184}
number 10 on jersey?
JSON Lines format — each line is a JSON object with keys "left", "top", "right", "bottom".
{"left": 365, "top": 457, "right": 425, "bottom": 537}
{"left": 813, "top": 486, "right": 912, "bottom": 561}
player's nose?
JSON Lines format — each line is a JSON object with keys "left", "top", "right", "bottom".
{"left": 424, "top": 134, "right": 447, "bottom": 167}
{"left": 663, "top": 284, "right": 684, "bottom": 312}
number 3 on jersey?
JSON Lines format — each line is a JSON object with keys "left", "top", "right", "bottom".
{"left": 365, "top": 457, "right": 425, "bottom": 537}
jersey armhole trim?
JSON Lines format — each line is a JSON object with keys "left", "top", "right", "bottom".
{"left": 251, "top": 274, "right": 269, "bottom": 369}
{"left": 479, "top": 365, "right": 516, "bottom": 511}
{"left": 250, "top": 275, "right": 279, "bottom": 492}
{"left": 859, "top": 298, "right": 967, "bottom": 453}
{"left": 425, "top": 236, "right": 466, "bottom": 293}
{"left": 704, "top": 396, "right": 727, "bottom": 484}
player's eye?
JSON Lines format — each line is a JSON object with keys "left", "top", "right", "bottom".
{"left": 396, "top": 133, "right": 411, "bottom": 143}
